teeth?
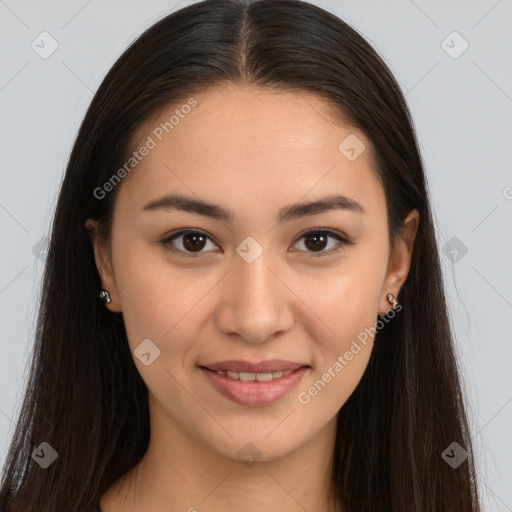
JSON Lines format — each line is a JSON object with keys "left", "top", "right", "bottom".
{"left": 216, "top": 369, "right": 295, "bottom": 381}
{"left": 255, "top": 372, "right": 273, "bottom": 382}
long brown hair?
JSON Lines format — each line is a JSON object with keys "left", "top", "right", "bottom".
{"left": 0, "top": 0, "right": 480, "bottom": 510}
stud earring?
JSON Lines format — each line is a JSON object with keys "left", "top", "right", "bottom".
{"left": 99, "top": 290, "right": 111, "bottom": 305}
{"left": 386, "top": 293, "right": 398, "bottom": 310}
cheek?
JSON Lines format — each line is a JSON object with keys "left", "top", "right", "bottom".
{"left": 307, "top": 261, "right": 384, "bottom": 348}
{"left": 114, "top": 248, "right": 169, "bottom": 343}
{"left": 112, "top": 242, "right": 217, "bottom": 360}
{"left": 112, "top": 248, "right": 209, "bottom": 406}
{"left": 294, "top": 259, "right": 384, "bottom": 411}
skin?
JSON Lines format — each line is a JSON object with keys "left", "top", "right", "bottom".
{"left": 87, "top": 83, "right": 419, "bottom": 512}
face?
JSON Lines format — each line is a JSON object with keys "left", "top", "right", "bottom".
{"left": 87, "top": 83, "right": 418, "bottom": 463}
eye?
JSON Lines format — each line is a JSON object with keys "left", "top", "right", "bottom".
{"left": 160, "top": 228, "right": 352, "bottom": 258}
{"left": 161, "top": 229, "right": 219, "bottom": 257}
{"left": 291, "top": 228, "right": 352, "bottom": 257}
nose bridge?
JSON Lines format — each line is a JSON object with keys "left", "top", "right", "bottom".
{"left": 215, "top": 247, "right": 294, "bottom": 343}
{"left": 237, "top": 251, "right": 277, "bottom": 304}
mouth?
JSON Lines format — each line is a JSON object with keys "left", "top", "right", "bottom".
{"left": 199, "top": 359, "right": 310, "bottom": 406}
{"left": 201, "top": 359, "right": 307, "bottom": 374}
{"left": 206, "top": 368, "right": 297, "bottom": 382}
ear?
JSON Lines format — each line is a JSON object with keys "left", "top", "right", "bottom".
{"left": 85, "top": 218, "right": 122, "bottom": 312}
{"left": 379, "top": 209, "right": 419, "bottom": 315}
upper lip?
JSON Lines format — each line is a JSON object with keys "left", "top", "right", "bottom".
{"left": 201, "top": 359, "right": 308, "bottom": 373}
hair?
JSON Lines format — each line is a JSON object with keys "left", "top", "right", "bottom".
{"left": 0, "top": 0, "right": 480, "bottom": 510}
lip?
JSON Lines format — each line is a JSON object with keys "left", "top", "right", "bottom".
{"left": 200, "top": 365, "right": 309, "bottom": 407}
{"left": 201, "top": 359, "right": 307, "bottom": 373}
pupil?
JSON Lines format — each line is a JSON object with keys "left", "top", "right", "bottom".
{"left": 306, "top": 233, "right": 327, "bottom": 251}
{"left": 181, "top": 232, "right": 328, "bottom": 253}
{"left": 184, "top": 233, "right": 206, "bottom": 251}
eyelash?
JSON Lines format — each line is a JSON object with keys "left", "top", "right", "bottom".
{"left": 160, "top": 228, "right": 352, "bottom": 258}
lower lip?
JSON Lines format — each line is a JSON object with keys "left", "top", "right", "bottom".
{"left": 200, "top": 366, "right": 309, "bottom": 407}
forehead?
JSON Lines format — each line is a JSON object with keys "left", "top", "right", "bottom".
{"left": 114, "top": 84, "right": 385, "bottom": 223}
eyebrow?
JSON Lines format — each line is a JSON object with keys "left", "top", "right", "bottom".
{"left": 142, "top": 193, "right": 364, "bottom": 223}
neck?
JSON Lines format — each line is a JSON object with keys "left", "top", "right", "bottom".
{"left": 100, "top": 396, "right": 341, "bottom": 512}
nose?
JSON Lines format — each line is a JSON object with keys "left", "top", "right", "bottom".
{"left": 214, "top": 254, "right": 295, "bottom": 344}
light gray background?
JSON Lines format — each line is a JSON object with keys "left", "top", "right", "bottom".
{"left": 1, "top": 0, "right": 511, "bottom": 509}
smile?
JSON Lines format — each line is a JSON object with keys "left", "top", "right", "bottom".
{"left": 199, "top": 365, "right": 309, "bottom": 407}
{"left": 214, "top": 369, "right": 295, "bottom": 381}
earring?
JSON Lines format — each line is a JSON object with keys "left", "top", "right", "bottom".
{"left": 99, "top": 290, "right": 111, "bottom": 305}
{"left": 386, "top": 293, "right": 398, "bottom": 310}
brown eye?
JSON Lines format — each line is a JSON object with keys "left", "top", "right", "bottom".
{"left": 162, "top": 229, "right": 218, "bottom": 257}
{"left": 161, "top": 228, "right": 351, "bottom": 258}
{"left": 292, "top": 229, "right": 351, "bottom": 257}
{"left": 304, "top": 232, "right": 329, "bottom": 251}
{"left": 181, "top": 232, "right": 208, "bottom": 252}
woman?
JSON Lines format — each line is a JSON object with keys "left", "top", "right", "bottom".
{"left": 0, "top": 0, "right": 481, "bottom": 510}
